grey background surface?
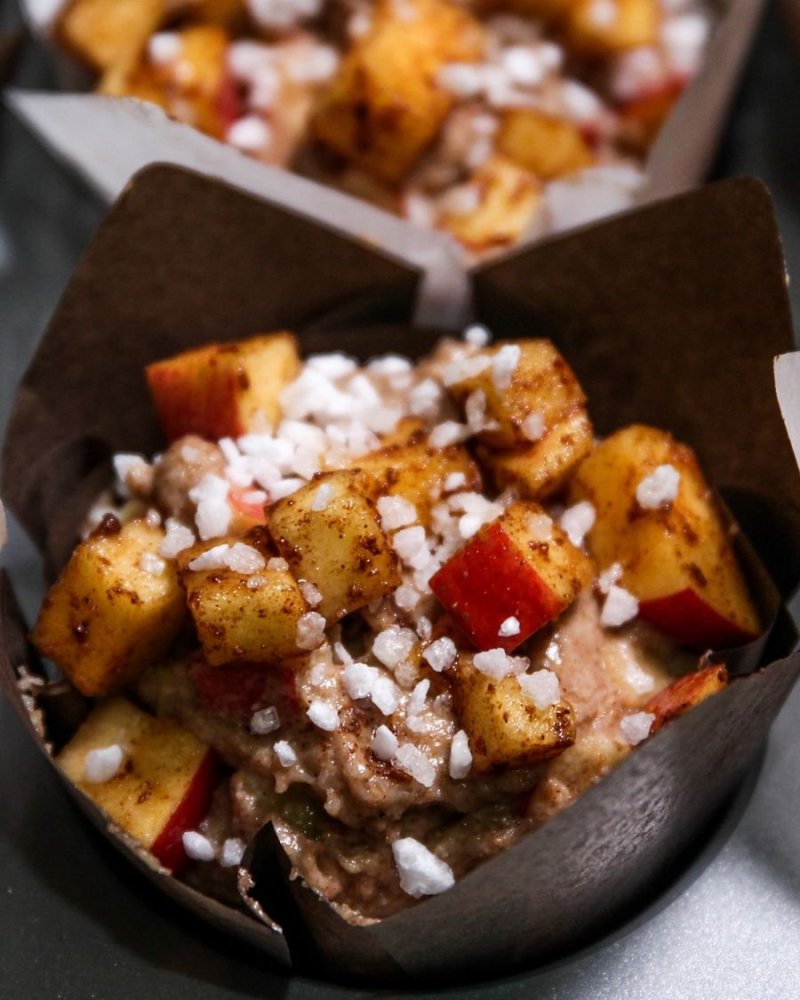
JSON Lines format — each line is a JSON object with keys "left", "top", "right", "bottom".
{"left": 2, "top": 2, "right": 800, "bottom": 997}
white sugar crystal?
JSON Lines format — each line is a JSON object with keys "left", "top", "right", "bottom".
{"left": 307, "top": 699, "right": 340, "bottom": 731}
{"left": 458, "top": 513, "right": 483, "bottom": 539}
{"left": 227, "top": 39, "right": 272, "bottom": 80}
{"left": 407, "top": 679, "right": 430, "bottom": 716}
{"left": 526, "top": 512, "right": 553, "bottom": 542}
{"left": 587, "top": 0, "right": 617, "bottom": 27}
{"left": 465, "top": 390, "right": 490, "bottom": 434}
{"left": 311, "top": 481, "right": 335, "bottom": 512}
{"left": 429, "top": 422, "right": 468, "bottom": 448}
{"left": 371, "top": 725, "right": 399, "bottom": 761}
{"left": 621, "top": 711, "right": 655, "bottom": 745}
{"left": 636, "top": 464, "right": 681, "bottom": 509}
{"left": 492, "top": 344, "right": 521, "bottom": 390}
{"left": 343, "top": 662, "right": 380, "bottom": 700}
{"left": 394, "top": 744, "right": 436, "bottom": 788}
{"left": 518, "top": 669, "right": 561, "bottom": 709}
{"left": 443, "top": 354, "right": 491, "bottom": 387}
{"left": 219, "top": 838, "right": 246, "bottom": 868}
{"left": 190, "top": 474, "right": 231, "bottom": 540}
{"left": 473, "top": 648, "right": 528, "bottom": 680}
{"left": 560, "top": 501, "right": 596, "bottom": 547}
{"left": 299, "top": 580, "right": 323, "bottom": 607}
{"left": 371, "top": 675, "right": 401, "bottom": 715}
{"left": 441, "top": 184, "right": 480, "bottom": 217}
{"left": 378, "top": 496, "right": 418, "bottom": 531}
{"left": 502, "top": 45, "right": 546, "bottom": 87}
{"left": 247, "top": 575, "right": 265, "bottom": 590}
{"left": 226, "top": 542, "right": 266, "bottom": 574}
{"left": 334, "top": 641, "right": 353, "bottom": 665}
{"left": 409, "top": 378, "right": 443, "bottom": 418}
{"left": 159, "top": 518, "right": 195, "bottom": 558}
{"left": 423, "top": 637, "right": 457, "bottom": 673}
{"left": 138, "top": 552, "right": 166, "bottom": 576}
{"left": 611, "top": 46, "right": 664, "bottom": 102}
{"left": 296, "top": 611, "right": 327, "bottom": 649}
{"left": 148, "top": 32, "right": 181, "bottom": 65}
{"left": 539, "top": 41, "right": 563, "bottom": 71}
{"left": 267, "top": 557, "right": 290, "bottom": 572}
{"left": 83, "top": 744, "right": 124, "bottom": 783}
{"left": 274, "top": 740, "right": 298, "bottom": 766}
{"left": 623, "top": 658, "right": 656, "bottom": 695}
{"left": 416, "top": 616, "right": 432, "bottom": 642}
{"left": 241, "top": 489, "right": 268, "bottom": 506}
{"left": 307, "top": 353, "right": 357, "bottom": 378}
{"left": 393, "top": 838, "right": 455, "bottom": 897}
{"left": 498, "top": 616, "right": 521, "bottom": 637}
{"left": 662, "top": 13, "right": 709, "bottom": 76}
{"left": 597, "top": 562, "right": 623, "bottom": 594}
{"left": 601, "top": 585, "right": 640, "bottom": 627}
{"left": 113, "top": 453, "right": 149, "bottom": 494}
{"left": 443, "top": 472, "right": 466, "bottom": 492}
{"left": 270, "top": 478, "right": 305, "bottom": 500}
{"left": 464, "top": 323, "right": 491, "bottom": 347}
{"left": 250, "top": 705, "right": 281, "bottom": 735}
{"left": 188, "top": 543, "right": 230, "bottom": 572}
{"left": 521, "top": 411, "right": 546, "bottom": 442}
{"left": 182, "top": 831, "right": 216, "bottom": 862}
{"left": 145, "top": 508, "right": 162, "bottom": 527}
{"left": 560, "top": 80, "right": 603, "bottom": 122}
{"left": 227, "top": 115, "right": 272, "bottom": 153}
{"left": 218, "top": 437, "right": 240, "bottom": 464}
{"left": 437, "top": 62, "right": 484, "bottom": 97}
{"left": 367, "top": 354, "right": 412, "bottom": 375}
{"left": 392, "top": 526, "right": 430, "bottom": 569}
{"left": 247, "top": 0, "right": 323, "bottom": 31}
{"left": 449, "top": 730, "right": 472, "bottom": 779}
{"left": 394, "top": 584, "right": 422, "bottom": 612}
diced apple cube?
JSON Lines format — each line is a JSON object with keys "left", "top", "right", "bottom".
{"left": 268, "top": 470, "right": 401, "bottom": 622}
{"left": 353, "top": 440, "right": 482, "bottom": 527}
{"left": 312, "top": 0, "right": 485, "bottom": 183}
{"left": 645, "top": 663, "right": 728, "bottom": 733}
{"left": 31, "top": 518, "right": 185, "bottom": 697}
{"left": 497, "top": 110, "right": 594, "bottom": 180}
{"left": 57, "top": 697, "right": 218, "bottom": 872}
{"left": 58, "top": 0, "right": 163, "bottom": 74}
{"left": 478, "top": 409, "right": 594, "bottom": 501}
{"left": 445, "top": 339, "right": 588, "bottom": 449}
{"left": 569, "top": 424, "right": 760, "bottom": 648}
{"left": 146, "top": 331, "right": 300, "bottom": 442}
{"left": 438, "top": 155, "right": 542, "bottom": 254}
{"left": 189, "top": 657, "right": 303, "bottom": 726}
{"left": 177, "top": 533, "right": 309, "bottom": 666}
{"left": 565, "top": 0, "right": 660, "bottom": 55}
{"left": 452, "top": 657, "right": 575, "bottom": 771}
{"left": 430, "top": 500, "right": 593, "bottom": 651}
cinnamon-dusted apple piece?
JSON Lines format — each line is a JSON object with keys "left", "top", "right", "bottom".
{"left": 645, "top": 663, "right": 729, "bottom": 734}
{"left": 437, "top": 155, "right": 543, "bottom": 254}
{"left": 176, "top": 531, "right": 312, "bottom": 666}
{"left": 146, "top": 331, "right": 300, "bottom": 442}
{"left": 430, "top": 500, "right": 593, "bottom": 652}
{"left": 570, "top": 424, "right": 760, "bottom": 648}
{"left": 496, "top": 110, "right": 594, "bottom": 180}
{"left": 311, "top": 0, "right": 485, "bottom": 183}
{"left": 444, "top": 338, "right": 589, "bottom": 450}
{"left": 451, "top": 653, "right": 575, "bottom": 771}
{"left": 57, "top": 697, "right": 218, "bottom": 873}
{"left": 268, "top": 469, "right": 401, "bottom": 623}
{"left": 58, "top": 0, "right": 163, "bottom": 78}
{"left": 353, "top": 439, "right": 482, "bottom": 528}
{"left": 565, "top": 0, "right": 660, "bottom": 55}
{"left": 31, "top": 516, "right": 185, "bottom": 697}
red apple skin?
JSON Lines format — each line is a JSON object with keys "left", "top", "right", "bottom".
{"left": 229, "top": 487, "right": 267, "bottom": 527}
{"left": 216, "top": 68, "right": 243, "bottom": 133}
{"left": 645, "top": 663, "right": 728, "bottom": 734}
{"left": 146, "top": 352, "right": 241, "bottom": 443}
{"left": 430, "top": 522, "right": 562, "bottom": 652}
{"left": 638, "top": 588, "right": 759, "bottom": 650}
{"left": 149, "top": 749, "right": 221, "bottom": 873}
{"left": 190, "top": 658, "right": 301, "bottom": 726}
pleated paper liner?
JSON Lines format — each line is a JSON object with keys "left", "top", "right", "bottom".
{"left": 1, "top": 168, "right": 799, "bottom": 986}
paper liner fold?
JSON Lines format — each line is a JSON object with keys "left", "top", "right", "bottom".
{"left": 2, "top": 167, "right": 799, "bottom": 984}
